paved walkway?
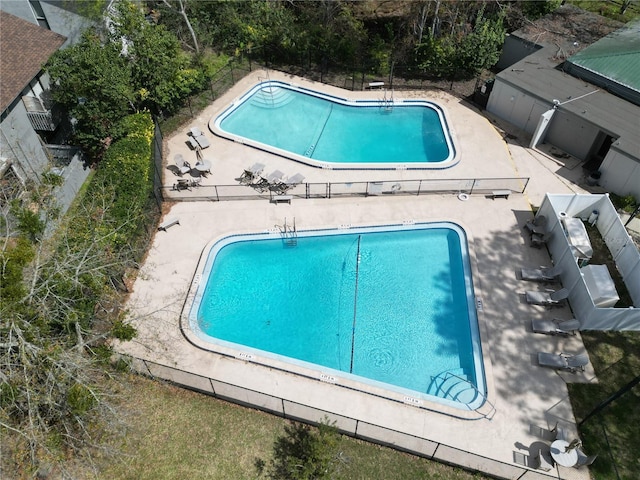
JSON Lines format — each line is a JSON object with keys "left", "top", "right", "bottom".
{"left": 113, "top": 70, "right": 635, "bottom": 480}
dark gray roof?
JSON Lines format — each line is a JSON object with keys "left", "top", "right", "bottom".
{"left": 496, "top": 47, "right": 640, "bottom": 159}
{"left": 495, "top": 5, "right": 638, "bottom": 160}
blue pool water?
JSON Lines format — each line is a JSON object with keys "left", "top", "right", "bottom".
{"left": 213, "top": 81, "right": 456, "bottom": 169}
{"left": 189, "top": 223, "right": 485, "bottom": 410}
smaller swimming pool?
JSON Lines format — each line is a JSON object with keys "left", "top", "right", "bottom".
{"left": 186, "top": 222, "right": 485, "bottom": 412}
{"left": 212, "top": 81, "right": 457, "bottom": 170}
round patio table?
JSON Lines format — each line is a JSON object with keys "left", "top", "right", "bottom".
{"left": 550, "top": 439, "right": 578, "bottom": 467}
{"left": 195, "top": 160, "right": 211, "bottom": 176}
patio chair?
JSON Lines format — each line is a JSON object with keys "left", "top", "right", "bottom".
{"left": 537, "top": 352, "right": 589, "bottom": 373}
{"left": 174, "top": 154, "right": 191, "bottom": 176}
{"left": 520, "top": 265, "right": 562, "bottom": 282}
{"left": 524, "top": 215, "right": 547, "bottom": 235}
{"left": 575, "top": 448, "right": 597, "bottom": 468}
{"left": 525, "top": 288, "right": 569, "bottom": 307}
{"left": 531, "top": 318, "right": 580, "bottom": 336}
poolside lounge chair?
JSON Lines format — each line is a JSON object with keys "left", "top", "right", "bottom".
{"left": 271, "top": 173, "right": 305, "bottom": 194}
{"left": 237, "top": 163, "right": 265, "bottom": 185}
{"left": 265, "top": 170, "right": 286, "bottom": 184}
{"left": 524, "top": 215, "right": 547, "bottom": 235}
{"left": 531, "top": 318, "right": 580, "bottom": 336}
{"left": 537, "top": 352, "right": 589, "bottom": 373}
{"left": 525, "top": 288, "right": 569, "bottom": 307}
{"left": 188, "top": 126, "right": 210, "bottom": 149}
{"left": 530, "top": 232, "right": 549, "bottom": 248}
{"left": 174, "top": 154, "right": 191, "bottom": 176}
{"left": 521, "top": 265, "right": 562, "bottom": 282}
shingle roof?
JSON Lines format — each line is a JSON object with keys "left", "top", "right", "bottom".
{"left": 0, "top": 10, "right": 66, "bottom": 112}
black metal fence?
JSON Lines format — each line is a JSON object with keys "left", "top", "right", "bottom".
{"left": 162, "top": 177, "right": 529, "bottom": 202}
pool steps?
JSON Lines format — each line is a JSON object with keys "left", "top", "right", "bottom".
{"left": 427, "top": 369, "right": 479, "bottom": 405}
{"left": 251, "top": 86, "right": 294, "bottom": 108}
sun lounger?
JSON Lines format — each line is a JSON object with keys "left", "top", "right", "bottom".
{"left": 237, "top": 163, "right": 265, "bottom": 185}
{"left": 537, "top": 352, "right": 589, "bottom": 373}
{"left": 524, "top": 215, "right": 547, "bottom": 235}
{"left": 530, "top": 232, "right": 548, "bottom": 248}
{"left": 188, "top": 126, "right": 210, "bottom": 149}
{"left": 271, "top": 173, "right": 305, "bottom": 194}
{"left": 265, "top": 170, "right": 286, "bottom": 184}
{"left": 195, "top": 135, "right": 210, "bottom": 149}
{"left": 531, "top": 318, "right": 580, "bottom": 335}
{"left": 525, "top": 288, "right": 569, "bottom": 307}
{"left": 521, "top": 265, "right": 562, "bottom": 282}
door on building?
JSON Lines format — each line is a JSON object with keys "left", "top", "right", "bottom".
{"left": 584, "top": 132, "right": 616, "bottom": 173}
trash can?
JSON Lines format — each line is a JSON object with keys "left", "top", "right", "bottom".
{"left": 586, "top": 171, "right": 601, "bottom": 186}
{"left": 588, "top": 210, "right": 599, "bottom": 226}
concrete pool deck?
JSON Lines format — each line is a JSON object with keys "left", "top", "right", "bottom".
{"left": 114, "top": 70, "right": 603, "bottom": 479}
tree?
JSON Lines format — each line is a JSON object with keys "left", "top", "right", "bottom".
{"left": 108, "top": 1, "right": 203, "bottom": 115}
{"left": 159, "top": 0, "right": 200, "bottom": 54}
{"left": 267, "top": 418, "right": 340, "bottom": 480}
{"left": 452, "top": 7, "right": 505, "bottom": 79}
{"left": 1, "top": 114, "right": 153, "bottom": 476}
{"left": 47, "top": 29, "right": 135, "bottom": 160}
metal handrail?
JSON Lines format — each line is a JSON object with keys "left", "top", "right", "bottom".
{"left": 442, "top": 371, "right": 496, "bottom": 419}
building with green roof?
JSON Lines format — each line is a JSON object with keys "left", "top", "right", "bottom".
{"left": 486, "top": 5, "right": 640, "bottom": 199}
{"left": 565, "top": 19, "right": 640, "bottom": 107}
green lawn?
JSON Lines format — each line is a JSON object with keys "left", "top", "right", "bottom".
{"left": 569, "top": 331, "right": 640, "bottom": 480}
{"left": 98, "top": 375, "right": 488, "bottom": 480}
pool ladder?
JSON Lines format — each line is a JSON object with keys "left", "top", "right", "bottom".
{"left": 381, "top": 89, "right": 394, "bottom": 111}
{"left": 278, "top": 217, "right": 297, "bottom": 247}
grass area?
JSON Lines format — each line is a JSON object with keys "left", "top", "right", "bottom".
{"left": 568, "top": 0, "right": 640, "bottom": 22}
{"left": 98, "top": 374, "right": 489, "bottom": 480}
{"left": 569, "top": 223, "right": 640, "bottom": 479}
{"left": 569, "top": 331, "right": 640, "bottom": 480}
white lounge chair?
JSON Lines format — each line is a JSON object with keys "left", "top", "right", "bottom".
{"left": 237, "top": 163, "right": 265, "bottom": 184}
{"left": 537, "top": 352, "right": 589, "bottom": 373}
{"left": 195, "top": 135, "right": 210, "bottom": 149}
{"left": 174, "top": 154, "right": 190, "bottom": 176}
{"left": 265, "top": 170, "right": 286, "bottom": 184}
{"left": 521, "top": 265, "right": 562, "bottom": 282}
{"left": 271, "top": 173, "right": 305, "bottom": 194}
{"left": 188, "top": 126, "right": 210, "bottom": 149}
{"left": 525, "top": 288, "right": 569, "bottom": 307}
{"left": 531, "top": 318, "right": 580, "bottom": 336}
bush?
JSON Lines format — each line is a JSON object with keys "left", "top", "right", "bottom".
{"left": 609, "top": 193, "right": 637, "bottom": 213}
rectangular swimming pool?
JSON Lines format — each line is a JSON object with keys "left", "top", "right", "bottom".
{"left": 186, "top": 223, "right": 486, "bottom": 411}
{"left": 211, "top": 81, "right": 457, "bottom": 170}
